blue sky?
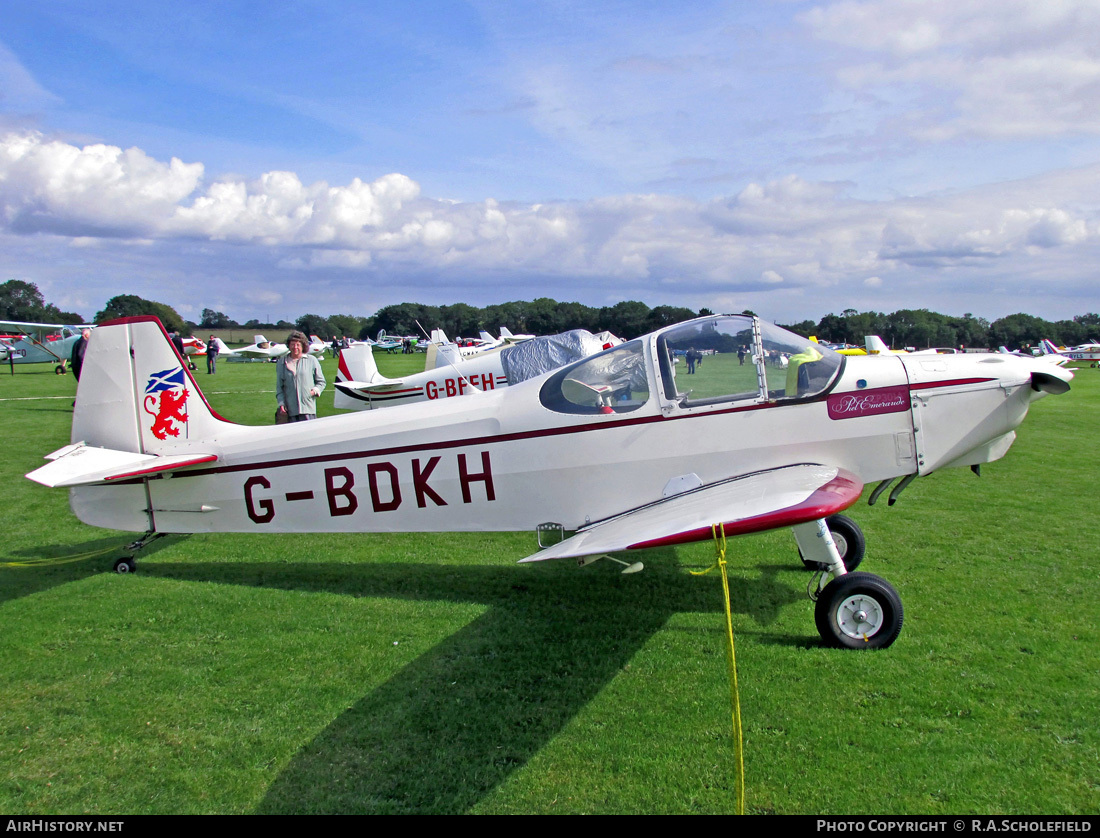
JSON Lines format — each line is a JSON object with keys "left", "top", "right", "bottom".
{"left": 2, "top": 1, "right": 1100, "bottom": 326}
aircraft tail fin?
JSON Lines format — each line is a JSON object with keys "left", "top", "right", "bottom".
{"left": 1039, "top": 339, "right": 1061, "bottom": 356}
{"left": 336, "top": 343, "right": 385, "bottom": 386}
{"left": 865, "top": 335, "right": 891, "bottom": 354}
{"left": 71, "top": 316, "right": 229, "bottom": 456}
{"left": 334, "top": 344, "right": 403, "bottom": 410}
{"left": 429, "top": 342, "right": 464, "bottom": 370}
{"left": 500, "top": 326, "right": 515, "bottom": 340}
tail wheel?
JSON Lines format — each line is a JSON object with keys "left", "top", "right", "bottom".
{"left": 815, "top": 572, "right": 903, "bottom": 649}
{"left": 113, "top": 557, "right": 136, "bottom": 574}
{"left": 800, "top": 514, "right": 865, "bottom": 572}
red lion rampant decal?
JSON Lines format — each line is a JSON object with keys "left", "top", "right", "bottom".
{"left": 144, "top": 388, "right": 189, "bottom": 440}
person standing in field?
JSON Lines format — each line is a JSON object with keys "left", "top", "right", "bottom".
{"left": 276, "top": 331, "right": 325, "bottom": 422}
{"left": 206, "top": 334, "right": 219, "bottom": 374}
{"left": 71, "top": 328, "right": 92, "bottom": 381}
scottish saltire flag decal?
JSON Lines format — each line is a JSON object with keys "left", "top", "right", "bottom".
{"left": 145, "top": 366, "right": 187, "bottom": 394}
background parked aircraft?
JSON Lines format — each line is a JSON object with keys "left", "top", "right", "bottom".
{"left": 335, "top": 328, "right": 621, "bottom": 410}
{"left": 0, "top": 320, "right": 90, "bottom": 374}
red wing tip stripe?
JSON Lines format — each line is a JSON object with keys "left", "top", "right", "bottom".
{"left": 103, "top": 454, "right": 218, "bottom": 481}
{"left": 626, "top": 471, "right": 863, "bottom": 551}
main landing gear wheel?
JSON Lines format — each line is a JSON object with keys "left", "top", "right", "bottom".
{"left": 800, "top": 514, "right": 865, "bottom": 572}
{"left": 113, "top": 557, "right": 136, "bottom": 574}
{"left": 54, "top": 364, "right": 66, "bottom": 375}
{"left": 815, "top": 572, "right": 903, "bottom": 649}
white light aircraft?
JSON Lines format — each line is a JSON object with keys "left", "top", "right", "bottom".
{"left": 1039, "top": 339, "right": 1100, "bottom": 366}
{"left": 27, "top": 314, "right": 1072, "bottom": 649}
{"left": 218, "top": 334, "right": 288, "bottom": 360}
{"left": 211, "top": 334, "right": 325, "bottom": 360}
{"left": 335, "top": 329, "right": 622, "bottom": 411}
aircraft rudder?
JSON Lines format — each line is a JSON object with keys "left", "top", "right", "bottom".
{"left": 75, "top": 316, "right": 227, "bottom": 454}
{"left": 336, "top": 343, "right": 382, "bottom": 385}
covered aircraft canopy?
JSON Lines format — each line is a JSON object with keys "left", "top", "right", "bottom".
{"left": 499, "top": 329, "right": 619, "bottom": 384}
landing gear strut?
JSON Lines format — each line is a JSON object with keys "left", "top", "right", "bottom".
{"left": 793, "top": 517, "right": 904, "bottom": 649}
{"left": 799, "top": 514, "right": 865, "bottom": 572}
{"left": 112, "top": 531, "right": 167, "bottom": 574}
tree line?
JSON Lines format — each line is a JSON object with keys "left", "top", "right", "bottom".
{"left": 782, "top": 308, "right": 1100, "bottom": 351}
{"left": 4, "top": 280, "right": 1097, "bottom": 350}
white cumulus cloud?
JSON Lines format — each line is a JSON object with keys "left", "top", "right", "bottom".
{"left": 2, "top": 131, "right": 1100, "bottom": 313}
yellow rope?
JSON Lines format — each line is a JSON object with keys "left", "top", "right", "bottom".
{"left": 689, "top": 523, "right": 745, "bottom": 814}
{"left": 0, "top": 544, "right": 117, "bottom": 568}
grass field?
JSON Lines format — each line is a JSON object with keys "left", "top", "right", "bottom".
{"left": 1, "top": 353, "right": 1097, "bottom": 814}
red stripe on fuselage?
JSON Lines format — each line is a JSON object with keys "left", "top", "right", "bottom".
{"left": 156, "top": 376, "right": 998, "bottom": 482}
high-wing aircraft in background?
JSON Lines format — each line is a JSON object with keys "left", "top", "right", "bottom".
{"left": 27, "top": 315, "right": 1072, "bottom": 649}
{"left": 334, "top": 329, "right": 621, "bottom": 411}
{"left": 0, "top": 320, "right": 90, "bottom": 374}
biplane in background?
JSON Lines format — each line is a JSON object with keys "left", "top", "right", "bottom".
{"left": 27, "top": 314, "right": 1072, "bottom": 649}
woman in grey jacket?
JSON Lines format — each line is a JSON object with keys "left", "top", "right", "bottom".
{"left": 276, "top": 331, "right": 326, "bottom": 422}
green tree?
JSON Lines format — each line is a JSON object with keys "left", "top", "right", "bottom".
{"left": 327, "top": 314, "right": 368, "bottom": 341}
{"left": 646, "top": 305, "right": 696, "bottom": 331}
{"left": 200, "top": 308, "right": 237, "bottom": 329}
{"left": 373, "top": 303, "right": 441, "bottom": 337}
{"left": 0, "top": 279, "right": 83, "bottom": 323}
{"left": 95, "top": 295, "right": 185, "bottom": 333}
{"left": 598, "top": 300, "right": 652, "bottom": 339}
{"left": 483, "top": 301, "right": 531, "bottom": 334}
{"left": 296, "top": 314, "right": 334, "bottom": 339}
{"left": 439, "top": 303, "right": 482, "bottom": 338}
{"left": 988, "top": 313, "right": 1055, "bottom": 350}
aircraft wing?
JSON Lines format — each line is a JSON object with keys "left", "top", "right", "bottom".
{"left": 520, "top": 463, "right": 861, "bottom": 562}
{"left": 0, "top": 319, "right": 79, "bottom": 330}
{"left": 27, "top": 442, "right": 217, "bottom": 488}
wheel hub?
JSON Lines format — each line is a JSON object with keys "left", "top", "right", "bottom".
{"left": 837, "top": 594, "right": 883, "bottom": 639}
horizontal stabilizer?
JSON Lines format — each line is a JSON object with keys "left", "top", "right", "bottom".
{"left": 27, "top": 443, "right": 217, "bottom": 487}
{"left": 335, "top": 379, "right": 405, "bottom": 394}
{"left": 520, "top": 464, "right": 862, "bottom": 562}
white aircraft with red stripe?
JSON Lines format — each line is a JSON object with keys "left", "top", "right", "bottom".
{"left": 334, "top": 329, "right": 621, "bottom": 411}
{"left": 26, "top": 314, "right": 1072, "bottom": 649}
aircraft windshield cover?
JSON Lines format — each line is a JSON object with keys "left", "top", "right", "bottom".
{"left": 500, "top": 330, "right": 615, "bottom": 384}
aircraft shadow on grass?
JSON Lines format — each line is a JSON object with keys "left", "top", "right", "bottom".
{"left": 143, "top": 552, "right": 806, "bottom": 814}
{"left": 0, "top": 535, "right": 184, "bottom": 605}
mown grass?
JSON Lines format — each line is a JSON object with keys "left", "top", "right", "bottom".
{"left": 1, "top": 354, "right": 1097, "bottom": 814}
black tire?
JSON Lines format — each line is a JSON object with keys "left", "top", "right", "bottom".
{"left": 54, "top": 364, "right": 65, "bottom": 375}
{"left": 815, "top": 572, "right": 903, "bottom": 649}
{"left": 800, "top": 514, "right": 865, "bottom": 572}
{"left": 114, "top": 557, "right": 136, "bottom": 574}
